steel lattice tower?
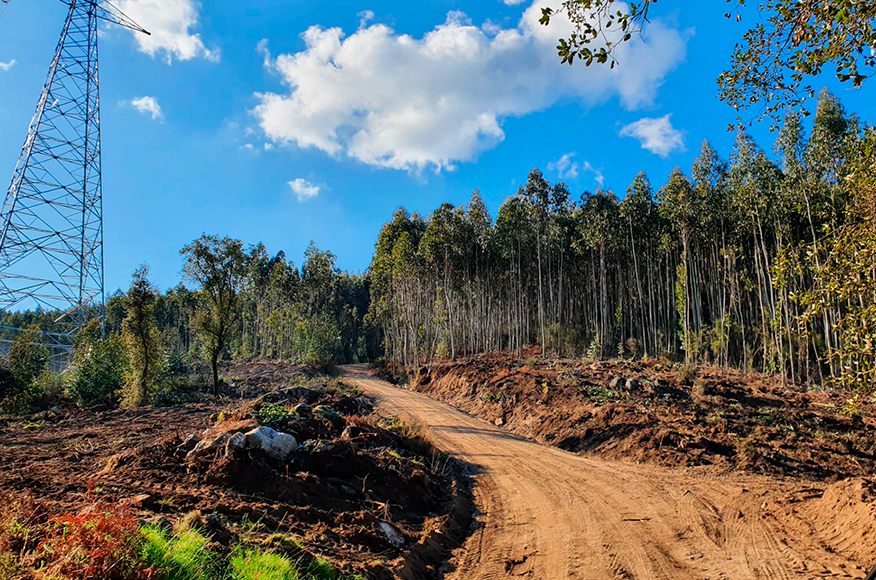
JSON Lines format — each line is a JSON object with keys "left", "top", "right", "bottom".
{"left": 0, "top": 0, "right": 147, "bottom": 332}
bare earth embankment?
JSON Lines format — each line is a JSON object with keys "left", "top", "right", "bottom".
{"left": 0, "top": 361, "right": 471, "bottom": 579}
{"left": 344, "top": 361, "right": 876, "bottom": 580}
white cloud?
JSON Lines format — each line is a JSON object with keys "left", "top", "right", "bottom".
{"left": 0, "top": 60, "right": 15, "bottom": 71}
{"left": 548, "top": 153, "right": 578, "bottom": 180}
{"left": 619, "top": 114, "right": 685, "bottom": 158}
{"left": 548, "top": 152, "right": 604, "bottom": 185}
{"left": 357, "top": 10, "right": 375, "bottom": 28}
{"left": 116, "top": 0, "right": 219, "bottom": 63}
{"left": 583, "top": 161, "right": 605, "bottom": 186}
{"left": 253, "top": 1, "right": 689, "bottom": 172}
{"left": 288, "top": 178, "right": 320, "bottom": 202}
{"left": 240, "top": 143, "right": 256, "bottom": 152}
{"left": 264, "top": 143, "right": 274, "bottom": 151}
{"left": 127, "top": 96, "right": 164, "bottom": 121}
{"left": 503, "top": 0, "right": 529, "bottom": 5}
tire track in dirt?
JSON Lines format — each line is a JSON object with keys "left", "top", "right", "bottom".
{"left": 342, "top": 366, "right": 870, "bottom": 580}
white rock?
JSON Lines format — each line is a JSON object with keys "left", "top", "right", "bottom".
{"left": 378, "top": 522, "right": 405, "bottom": 547}
{"left": 244, "top": 426, "right": 278, "bottom": 449}
{"left": 244, "top": 426, "right": 297, "bottom": 461}
{"left": 267, "top": 432, "right": 298, "bottom": 460}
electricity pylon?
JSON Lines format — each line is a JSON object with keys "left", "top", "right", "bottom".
{"left": 0, "top": 0, "right": 148, "bottom": 334}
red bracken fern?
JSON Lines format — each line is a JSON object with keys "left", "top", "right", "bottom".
{"left": 35, "top": 502, "right": 155, "bottom": 580}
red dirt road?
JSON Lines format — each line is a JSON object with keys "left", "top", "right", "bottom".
{"left": 343, "top": 366, "right": 873, "bottom": 580}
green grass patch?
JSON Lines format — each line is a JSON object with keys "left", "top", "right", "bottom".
{"left": 141, "top": 525, "right": 219, "bottom": 580}
{"left": 231, "top": 549, "right": 298, "bottom": 580}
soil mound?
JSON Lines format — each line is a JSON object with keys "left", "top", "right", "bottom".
{"left": 412, "top": 354, "right": 876, "bottom": 479}
{"left": 0, "top": 365, "right": 472, "bottom": 579}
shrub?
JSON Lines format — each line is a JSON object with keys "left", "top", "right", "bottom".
{"left": 676, "top": 364, "right": 699, "bottom": 384}
{"left": 34, "top": 369, "right": 68, "bottom": 398}
{"left": 140, "top": 525, "right": 217, "bottom": 580}
{"left": 37, "top": 503, "right": 148, "bottom": 580}
{"left": 122, "top": 265, "right": 161, "bottom": 408}
{"left": 302, "top": 558, "right": 338, "bottom": 580}
{"left": 254, "top": 404, "right": 297, "bottom": 430}
{"left": 0, "top": 549, "right": 19, "bottom": 580}
{"left": 0, "top": 326, "right": 48, "bottom": 414}
{"left": 69, "top": 320, "right": 129, "bottom": 406}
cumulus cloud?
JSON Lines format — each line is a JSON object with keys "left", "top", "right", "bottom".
{"left": 619, "top": 114, "right": 685, "bottom": 158}
{"left": 288, "top": 178, "right": 320, "bottom": 202}
{"left": 127, "top": 96, "right": 164, "bottom": 121}
{"left": 0, "top": 59, "right": 15, "bottom": 71}
{"left": 548, "top": 152, "right": 604, "bottom": 185}
{"left": 116, "top": 0, "right": 219, "bottom": 63}
{"left": 253, "top": 1, "right": 689, "bottom": 172}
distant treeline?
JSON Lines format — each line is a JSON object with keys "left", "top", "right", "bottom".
{"left": 1, "top": 242, "right": 377, "bottom": 369}
{"left": 3, "top": 89, "right": 874, "bottom": 395}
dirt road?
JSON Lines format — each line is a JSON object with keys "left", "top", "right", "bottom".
{"left": 342, "top": 366, "right": 871, "bottom": 580}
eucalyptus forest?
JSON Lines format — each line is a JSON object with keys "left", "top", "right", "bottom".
{"left": 1, "top": 89, "right": 873, "bottom": 411}
{"left": 373, "top": 89, "right": 876, "bottom": 396}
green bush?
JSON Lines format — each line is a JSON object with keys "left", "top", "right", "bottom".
{"left": 254, "top": 404, "right": 297, "bottom": 430}
{"left": 0, "top": 326, "right": 48, "bottom": 414}
{"left": 34, "top": 369, "right": 68, "bottom": 398}
{"left": 69, "top": 320, "right": 129, "bottom": 406}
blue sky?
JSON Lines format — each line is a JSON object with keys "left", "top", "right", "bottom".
{"left": 0, "top": 0, "right": 873, "bottom": 295}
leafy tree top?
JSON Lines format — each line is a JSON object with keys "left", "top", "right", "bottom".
{"left": 540, "top": 1, "right": 876, "bottom": 126}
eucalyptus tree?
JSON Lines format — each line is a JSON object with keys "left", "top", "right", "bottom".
{"left": 690, "top": 141, "right": 732, "bottom": 366}
{"left": 574, "top": 188, "right": 622, "bottom": 356}
{"left": 619, "top": 171, "right": 659, "bottom": 356}
{"left": 657, "top": 168, "right": 697, "bottom": 362}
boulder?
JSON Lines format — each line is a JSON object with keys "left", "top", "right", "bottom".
{"left": 245, "top": 426, "right": 278, "bottom": 449}
{"left": 267, "top": 433, "right": 298, "bottom": 460}
{"left": 313, "top": 405, "right": 346, "bottom": 429}
{"left": 313, "top": 405, "right": 341, "bottom": 421}
{"left": 148, "top": 515, "right": 173, "bottom": 533}
{"left": 223, "top": 432, "right": 246, "bottom": 459}
{"left": 204, "top": 513, "right": 232, "bottom": 545}
{"left": 128, "top": 493, "right": 158, "bottom": 511}
{"left": 176, "top": 434, "right": 201, "bottom": 456}
{"left": 244, "top": 426, "right": 298, "bottom": 461}
{"left": 494, "top": 417, "right": 505, "bottom": 427}
{"left": 187, "top": 432, "right": 231, "bottom": 460}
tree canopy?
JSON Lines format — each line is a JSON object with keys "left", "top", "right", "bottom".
{"left": 540, "top": 0, "right": 876, "bottom": 124}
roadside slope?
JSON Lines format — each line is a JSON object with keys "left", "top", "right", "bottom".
{"left": 342, "top": 365, "right": 874, "bottom": 580}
